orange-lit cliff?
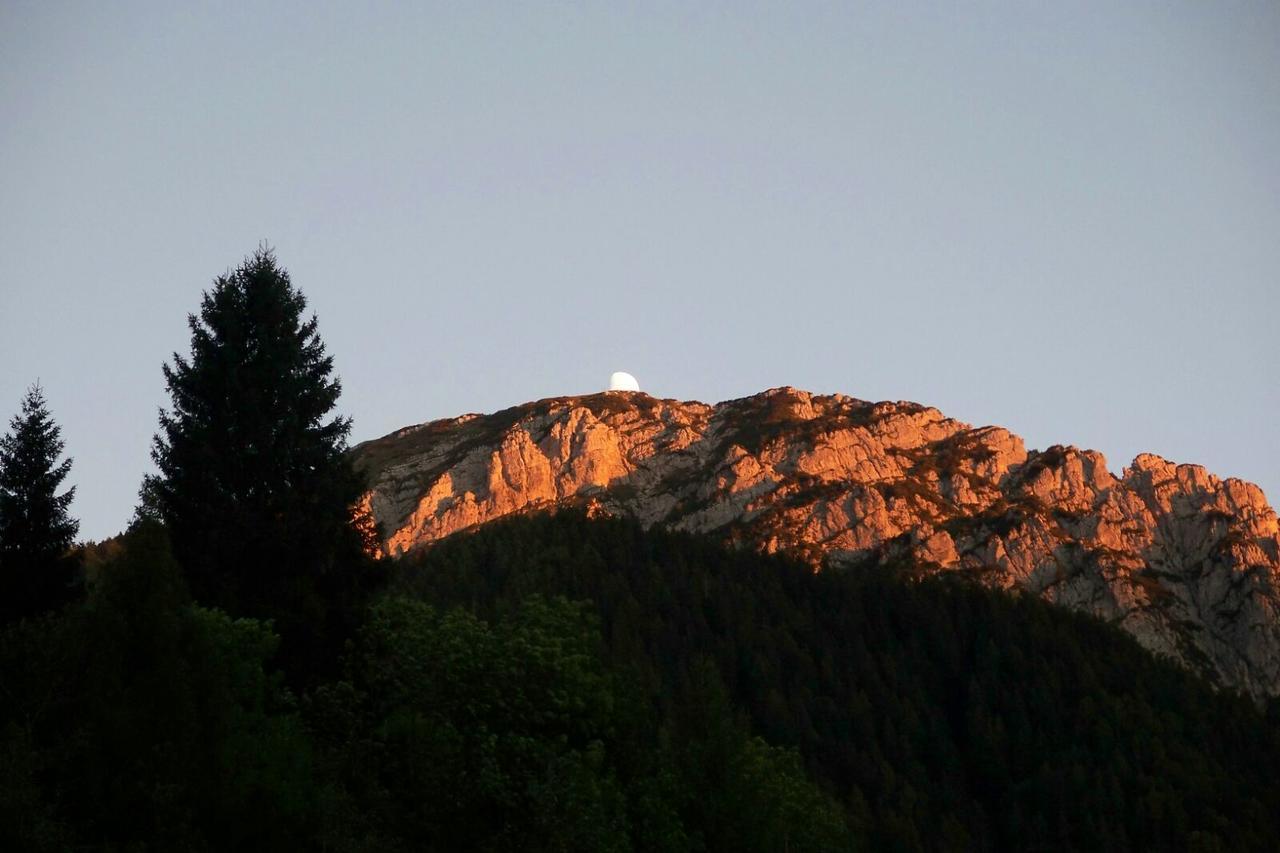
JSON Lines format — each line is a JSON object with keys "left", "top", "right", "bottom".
{"left": 353, "top": 387, "right": 1280, "bottom": 697}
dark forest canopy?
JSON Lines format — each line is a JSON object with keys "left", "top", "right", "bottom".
{"left": 6, "top": 510, "right": 1279, "bottom": 851}
{"left": 392, "top": 511, "right": 1280, "bottom": 852}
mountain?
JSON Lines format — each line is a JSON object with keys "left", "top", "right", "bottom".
{"left": 352, "top": 386, "right": 1280, "bottom": 697}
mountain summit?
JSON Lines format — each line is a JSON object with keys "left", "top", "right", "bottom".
{"left": 353, "top": 387, "right": 1280, "bottom": 697}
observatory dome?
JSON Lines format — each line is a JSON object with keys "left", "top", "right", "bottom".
{"left": 608, "top": 371, "right": 640, "bottom": 392}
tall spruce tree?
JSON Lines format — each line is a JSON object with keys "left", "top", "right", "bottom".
{"left": 0, "top": 384, "right": 79, "bottom": 623}
{"left": 147, "top": 247, "right": 373, "bottom": 674}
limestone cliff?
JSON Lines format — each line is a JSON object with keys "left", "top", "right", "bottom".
{"left": 352, "top": 387, "right": 1280, "bottom": 697}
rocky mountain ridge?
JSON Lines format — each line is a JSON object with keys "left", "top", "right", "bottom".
{"left": 353, "top": 387, "right": 1280, "bottom": 697}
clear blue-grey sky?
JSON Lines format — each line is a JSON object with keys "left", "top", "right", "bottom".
{"left": 2, "top": 2, "right": 1277, "bottom": 540}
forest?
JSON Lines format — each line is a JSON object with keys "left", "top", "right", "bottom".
{"left": 2, "top": 249, "right": 1277, "bottom": 851}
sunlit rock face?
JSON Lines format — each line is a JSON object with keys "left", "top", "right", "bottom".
{"left": 352, "top": 387, "right": 1280, "bottom": 698}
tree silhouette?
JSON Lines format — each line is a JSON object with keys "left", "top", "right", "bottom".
{"left": 146, "top": 246, "right": 373, "bottom": 676}
{"left": 0, "top": 383, "right": 79, "bottom": 623}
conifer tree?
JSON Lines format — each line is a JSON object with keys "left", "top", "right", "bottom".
{"left": 0, "top": 383, "right": 79, "bottom": 623}
{"left": 146, "top": 246, "right": 373, "bottom": 673}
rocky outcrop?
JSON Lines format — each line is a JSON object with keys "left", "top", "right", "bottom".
{"left": 352, "top": 387, "right": 1280, "bottom": 697}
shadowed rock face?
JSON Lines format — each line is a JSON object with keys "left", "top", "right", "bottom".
{"left": 352, "top": 387, "right": 1280, "bottom": 697}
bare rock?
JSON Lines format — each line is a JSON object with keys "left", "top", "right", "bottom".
{"left": 353, "top": 387, "right": 1280, "bottom": 698}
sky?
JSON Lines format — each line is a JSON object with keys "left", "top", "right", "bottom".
{"left": 2, "top": 1, "right": 1277, "bottom": 541}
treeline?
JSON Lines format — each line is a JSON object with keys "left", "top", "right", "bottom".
{"left": 3, "top": 247, "right": 1278, "bottom": 850}
{"left": 392, "top": 511, "right": 1280, "bottom": 851}
{"left": 5, "top": 509, "right": 1279, "bottom": 850}
{"left": 0, "top": 516, "right": 850, "bottom": 851}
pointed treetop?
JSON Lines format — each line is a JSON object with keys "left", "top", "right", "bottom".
{"left": 0, "top": 382, "right": 80, "bottom": 622}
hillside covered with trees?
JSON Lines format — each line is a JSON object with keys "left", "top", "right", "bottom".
{"left": 2, "top": 248, "right": 1277, "bottom": 850}
{"left": 4, "top": 511, "right": 1280, "bottom": 850}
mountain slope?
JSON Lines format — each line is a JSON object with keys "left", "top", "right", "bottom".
{"left": 392, "top": 511, "right": 1280, "bottom": 852}
{"left": 352, "top": 387, "right": 1280, "bottom": 696}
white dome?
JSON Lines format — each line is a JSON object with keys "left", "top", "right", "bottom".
{"left": 608, "top": 371, "right": 640, "bottom": 392}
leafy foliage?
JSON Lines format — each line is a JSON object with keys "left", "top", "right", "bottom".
{"left": 0, "top": 384, "right": 79, "bottom": 624}
{"left": 0, "top": 521, "right": 312, "bottom": 851}
{"left": 309, "top": 594, "right": 851, "bottom": 852}
{"left": 309, "top": 584, "right": 855, "bottom": 850}
{"left": 310, "top": 596, "right": 631, "bottom": 850}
